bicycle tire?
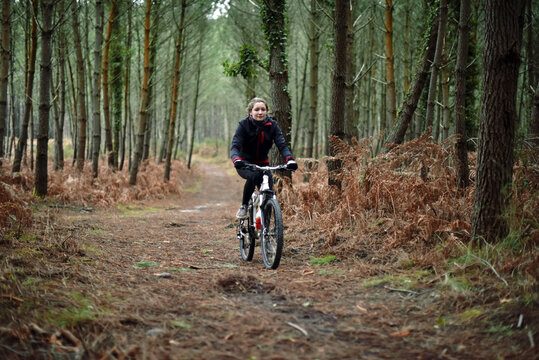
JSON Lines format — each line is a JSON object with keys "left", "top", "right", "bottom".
{"left": 260, "top": 198, "right": 284, "bottom": 269}
{"left": 239, "top": 203, "right": 255, "bottom": 261}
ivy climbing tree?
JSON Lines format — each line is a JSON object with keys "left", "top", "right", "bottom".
{"left": 261, "top": 0, "right": 292, "bottom": 160}
{"left": 223, "top": 44, "right": 260, "bottom": 102}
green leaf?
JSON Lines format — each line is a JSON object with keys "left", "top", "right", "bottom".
{"left": 219, "top": 263, "right": 238, "bottom": 269}
{"left": 134, "top": 261, "right": 159, "bottom": 268}
{"left": 171, "top": 320, "right": 191, "bottom": 329}
{"left": 309, "top": 255, "right": 336, "bottom": 266}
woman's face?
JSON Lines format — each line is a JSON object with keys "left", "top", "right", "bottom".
{"left": 250, "top": 102, "right": 267, "bottom": 121}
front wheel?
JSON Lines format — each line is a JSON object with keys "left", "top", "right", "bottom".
{"left": 260, "top": 198, "right": 284, "bottom": 269}
{"left": 238, "top": 208, "right": 255, "bottom": 261}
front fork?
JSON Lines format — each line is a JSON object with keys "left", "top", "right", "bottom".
{"left": 257, "top": 190, "right": 276, "bottom": 238}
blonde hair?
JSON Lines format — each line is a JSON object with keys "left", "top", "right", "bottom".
{"left": 247, "top": 97, "right": 269, "bottom": 113}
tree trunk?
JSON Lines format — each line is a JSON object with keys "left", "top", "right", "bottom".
{"left": 471, "top": 0, "right": 525, "bottom": 243}
{"left": 328, "top": 0, "right": 348, "bottom": 189}
{"left": 441, "top": 50, "right": 450, "bottom": 141}
{"left": 384, "top": 0, "right": 396, "bottom": 127}
{"left": 344, "top": 0, "right": 356, "bottom": 142}
{"left": 129, "top": 0, "right": 151, "bottom": 186}
{"left": 67, "top": 56, "right": 78, "bottom": 166}
{"left": 454, "top": 0, "right": 471, "bottom": 189}
{"left": 187, "top": 34, "right": 204, "bottom": 170}
{"left": 261, "top": 0, "right": 292, "bottom": 164}
{"left": 72, "top": 3, "right": 87, "bottom": 172}
{"left": 0, "top": 0, "right": 9, "bottom": 157}
{"left": 164, "top": 0, "right": 186, "bottom": 181}
{"left": 385, "top": 4, "right": 438, "bottom": 147}
{"left": 143, "top": 1, "right": 159, "bottom": 162}
{"left": 111, "top": 0, "right": 124, "bottom": 168}
{"left": 92, "top": 0, "right": 104, "bottom": 177}
{"left": 12, "top": 0, "right": 38, "bottom": 173}
{"left": 35, "top": 0, "right": 54, "bottom": 196}
{"left": 305, "top": 0, "right": 319, "bottom": 158}
{"left": 403, "top": 4, "right": 411, "bottom": 94}
{"left": 102, "top": 0, "right": 115, "bottom": 169}
{"left": 292, "top": 45, "right": 308, "bottom": 154}
{"left": 425, "top": 0, "right": 448, "bottom": 131}
{"left": 7, "top": 36, "right": 14, "bottom": 158}
{"left": 54, "top": 0, "right": 66, "bottom": 171}
{"left": 531, "top": 81, "right": 539, "bottom": 147}
{"left": 120, "top": 2, "right": 132, "bottom": 171}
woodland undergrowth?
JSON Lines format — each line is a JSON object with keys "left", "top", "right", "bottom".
{"left": 0, "top": 137, "right": 537, "bottom": 298}
{"left": 0, "top": 159, "right": 192, "bottom": 239}
{"left": 280, "top": 134, "right": 537, "bottom": 297}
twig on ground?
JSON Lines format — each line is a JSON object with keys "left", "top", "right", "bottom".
{"left": 384, "top": 286, "right": 419, "bottom": 295}
{"left": 286, "top": 322, "right": 309, "bottom": 338}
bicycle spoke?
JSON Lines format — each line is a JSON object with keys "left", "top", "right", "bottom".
{"left": 260, "top": 198, "right": 284, "bottom": 269}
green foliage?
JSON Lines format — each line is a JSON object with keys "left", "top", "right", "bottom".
{"left": 223, "top": 44, "right": 260, "bottom": 79}
{"left": 309, "top": 254, "right": 336, "bottom": 266}
{"left": 260, "top": 0, "right": 289, "bottom": 65}
{"left": 134, "top": 260, "right": 159, "bottom": 268}
{"left": 47, "top": 292, "right": 99, "bottom": 327}
{"left": 171, "top": 320, "right": 191, "bottom": 329}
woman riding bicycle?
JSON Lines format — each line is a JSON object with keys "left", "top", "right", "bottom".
{"left": 231, "top": 97, "right": 298, "bottom": 219}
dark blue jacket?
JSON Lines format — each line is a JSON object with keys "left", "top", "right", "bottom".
{"left": 230, "top": 115, "right": 294, "bottom": 165}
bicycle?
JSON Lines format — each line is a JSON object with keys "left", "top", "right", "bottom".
{"left": 236, "top": 163, "right": 294, "bottom": 269}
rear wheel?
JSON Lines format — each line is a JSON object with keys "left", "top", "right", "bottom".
{"left": 238, "top": 205, "right": 255, "bottom": 261}
{"left": 260, "top": 198, "right": 283, "bottom": 269}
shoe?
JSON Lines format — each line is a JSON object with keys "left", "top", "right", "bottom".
{"left": 236, "top": 205, "right": 248, "bottom": 219}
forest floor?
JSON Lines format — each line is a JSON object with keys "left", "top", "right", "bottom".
{"left": 0, "top": 158, "right": 537, "bottom": 359}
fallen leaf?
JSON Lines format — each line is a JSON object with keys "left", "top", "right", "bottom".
{"left": 356, "top": 304, "right": 367, "bottom": 313}
{"left": 390, "top": 329, "right": 411, "bottom": 337}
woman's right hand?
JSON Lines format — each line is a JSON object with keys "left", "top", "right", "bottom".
{"left": 234, "top": 159, "right": 245, "bottom": 169}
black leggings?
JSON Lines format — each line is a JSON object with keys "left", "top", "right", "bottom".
{"left": 236, "top": 167, "right": 273, "bottom": 206}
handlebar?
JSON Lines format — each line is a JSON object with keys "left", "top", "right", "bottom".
{"left": 244, "top": 163, "right": 292, "bottom": 172}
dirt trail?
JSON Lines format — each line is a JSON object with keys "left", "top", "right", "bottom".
{"left": 17, "top": 160, "right": 530, "bottom": 359}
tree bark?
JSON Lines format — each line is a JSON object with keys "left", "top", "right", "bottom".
{"left": 164, "top": 0, "right": 186, "bottom": 181}
{"left": 531, "top": 81, "right": 539, "bottom": 147}
{"left": 111, "top": 0, "right": 124, "bottom": 169}
{"left": 54, "top": 0, "right": 66, "bottom": 171}
{"left": 262, "top": 0, "right": 292, "bottom": 163}
{"left": 0, "top": 0, "right": 9, "bottom": 157}
{"left": 129, "top": 0, "right": 151, "bottom": 186}
{"left": 12, "top": 0, "right": 38, "bottom": 173}
{"left": 72, "top": 3, "right": 87, "bottom": 172}
{"left": 35, "top": 0, "right": 54, "bottom": 196}
{"left": 102, "top": 0, "right": 116, "bottom": 169}
{"left": 471, "top": 0, "right": 525, "bottom": 243}
{"left": 328, "top": 0, "right": 348, "bottom": 189}
{"left": 344, "top": 0, "right": 356, "bottom": 142}
{"left": 187, "top": 34, "right": 204, "bottom": 170}
{"left": 454, "top": 0, "right": 471, "bottom": 189}
{"left": 403, "top": 4, "right": 411, "bottom": 94}
{"left": 385, "top": 4, "right": 438, "bottom": 147}
{"left": 441, "top": 50, "right": 450, "bottom": 141}
{"left": 143, "top": 0, "right": 160, "bottom": 162}
{"left": 92, "top": 0, "right": 104, "bottom": 177}
{"left": 120, "top": 2, "right": 132, "bottom": 171}
{"left": 305, "top": 0, "right": 319, "bottom": 158}
{"left": 384, "top": 0, "right": 396, "bottom": 128}
{"left": 425, "top": 0, "right": 448, "bottom": 131}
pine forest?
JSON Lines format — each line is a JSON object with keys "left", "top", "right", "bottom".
{"left": 0, "top": 0, "right": 537, "bottom": 358}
